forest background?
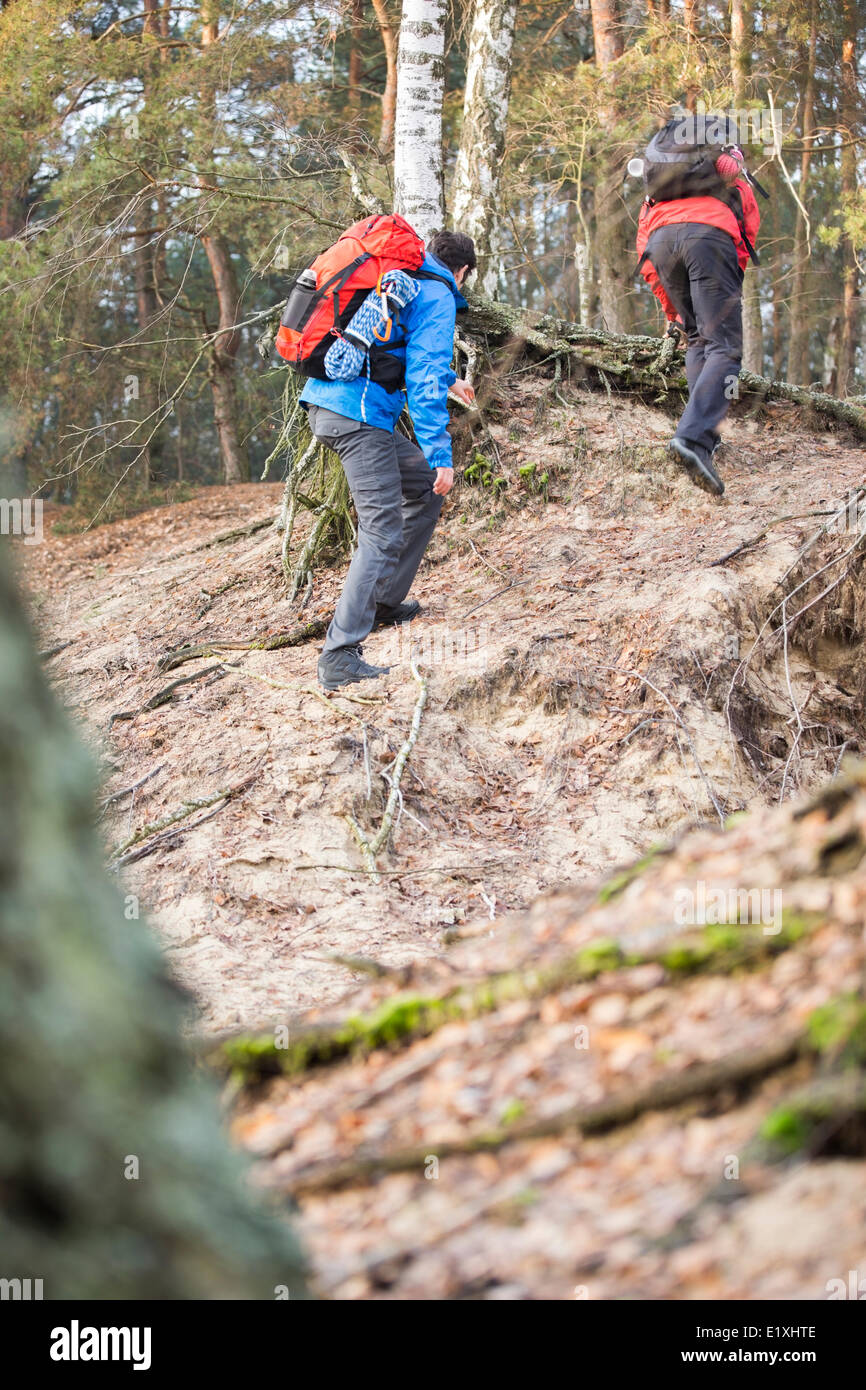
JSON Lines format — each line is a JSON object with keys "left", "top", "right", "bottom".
{"left": 0, "top": 0, "right": 863, "bottom": 520}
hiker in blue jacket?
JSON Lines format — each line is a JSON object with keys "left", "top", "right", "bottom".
{"left": 302, "top": 230, "right": 477, "bottom": 690}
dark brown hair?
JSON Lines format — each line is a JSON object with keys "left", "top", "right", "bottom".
{"left": 427, "top": 230, "right": 477, "bottom": 275}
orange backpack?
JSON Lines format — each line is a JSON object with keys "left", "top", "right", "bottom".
{"left": 275, "top": 214, "right": 427, "bottom": 380}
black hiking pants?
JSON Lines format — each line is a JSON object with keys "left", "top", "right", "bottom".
{"left": 646, "top": 223, "right": 744, "bottom": 461}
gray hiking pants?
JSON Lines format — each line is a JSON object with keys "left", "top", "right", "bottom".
{"left": 645, "top": 223, "right": 744, "bottom": 461}
{"left": 306, "top": 405, "right": 444, "bottom": 653}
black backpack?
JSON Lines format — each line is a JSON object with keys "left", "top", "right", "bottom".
{"left": 640, "top": 114, "right": 768, "bottom": 266}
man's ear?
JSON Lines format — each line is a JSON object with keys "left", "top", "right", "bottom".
{"left": 455, "top": 264, "right": 469, "bottom": 287}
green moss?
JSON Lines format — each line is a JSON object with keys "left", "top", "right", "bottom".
{"left": 777, "top": 909, "right": 812, "bottom": 941}
{"left": 756, "top": 1100, "right": 811, "bottom": 1156}
{"left": 464, "top": 451, "right": 493, "bottom": 487}
{"left": 597, "top": 842, "right": 667, "bottom": 903}
{"left": 808, "top": 994, "right": 866, "bottom": 1065}
{"left": 575, "top": 939, "right": 624, "bottom": 973}
{"left": 500, "top": 1099, "right": 527, "bottom": 1126}
{"left": 218, "top": 993, "right": 455, "bottom": 1080}
{"left": 661, "top": 915, "right": 815, "bottom": 975}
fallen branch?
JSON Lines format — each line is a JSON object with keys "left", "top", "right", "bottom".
{"left": 111, "top": 801, "right": 228, "bottom": 868}
{"left": 99, "top": 762, "right": 166, "bottom": 817}
{"left": 108, "top": 769, "right": 260, "bottom": 865}
{"left": 709, "top": 509, "right": 843, "bottom": 568}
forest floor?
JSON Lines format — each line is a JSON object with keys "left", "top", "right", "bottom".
{"left": 23, "top": 376, "right": 866, "bottom": 1298}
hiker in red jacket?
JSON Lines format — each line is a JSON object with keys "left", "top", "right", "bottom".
{"left": 636, "top": 145, "right": 761, "bottom": 496}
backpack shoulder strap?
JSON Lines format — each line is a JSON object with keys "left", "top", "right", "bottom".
{"left": 408, "top": 266, "right": 467, "bottom": 312}
{"left": 412, "top": 268, "right": 456, "bottom": 289}
{"left": 725, "top": 186, "right": 761, "bottom": 266}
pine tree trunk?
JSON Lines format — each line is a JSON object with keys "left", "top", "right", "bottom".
{"left": 837, "top": 0, "right": 859, "bottom": 396}
{"left": 200, "top": 6, "right": 248, "bottom": 484}
{"left": 132, "top": 226, "right": 158, "bottom": 488}
{"left": 786, "top": 0, "right": 817, "bottom": 385}
{"left": 451, "top": 0, "right": 517, "bottom": 297}
{"left": 393, "top": 0, "right": 446, "bottom": 239}
{"left": 201, "top": 230, "right": 248, "bottom": 485}
{"left": 589, "top": 0, "right": 633, "bottom": 334}
{"left": 130, "top": 0, "right": 166, "bottom": 490}
{"left": 683, "top": 0, "right": 699, "bottom": 45}
{"left": 372, "top": 0, "right": 398, "bottom": 151}
{"left": 348, "top": 0, "right": 364, "bottom": 112}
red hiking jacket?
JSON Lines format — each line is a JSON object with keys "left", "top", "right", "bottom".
{"left": 636, "top": 179, "right": 761, "bottom": 321}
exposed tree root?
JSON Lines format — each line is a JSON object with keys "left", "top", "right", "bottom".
{"left": 39, "top": 639, "right": 75, "bottom": 660}
{"left": 99, "top": 762, "right": 166, "bottom": 817}
{"left": 189, "top": 516, "right": 275, "bottom": 552}
{"left": 207, "top": 915, "right": 818, "bottom": 1083}
{"left": 460, "top": 292, "right": 866, "bottom": 438}
{"left": 109, "top": 663, "right": 226, "bottom": 725}
{"left": 284, "top": 1031, "right": 806, "bottom": 1196}
{"left": 258, "top": 291, "right": 866, "bottom": 439}
{"left": 157, "top": 619, "right": 329, "bottom": 673}
{"left": 345, "top": 661, "right": 428, "bottom": 880}
{"left": 757, "top": 1072, "right": 866, "bottom": 1162}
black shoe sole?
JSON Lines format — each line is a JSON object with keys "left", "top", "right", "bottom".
{"left": 669, "top": 438, "right": 725, "bottom": 496}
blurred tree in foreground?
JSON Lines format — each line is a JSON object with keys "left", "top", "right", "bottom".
{"left": 0, "top": 539, "right": 309, "bottom": 1299}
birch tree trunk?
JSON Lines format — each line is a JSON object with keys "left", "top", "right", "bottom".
{"left": 574, "top": 227, "right": 593, "bottom": 327}
{"left": 731, "top": 0, "right": 763, "bottom": 374}
{"left": 451, "top": 0, "right": 517, "bottom": 297}
{"left": 836, "top": 0, "right": 859, "bottom": 395}
{"left": 786, "top": 0, "right": 817, "bottom": 385}
{"left": 393, "top": 0, "right": 446, "bottom": 240}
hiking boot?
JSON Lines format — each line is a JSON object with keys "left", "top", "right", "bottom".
{"left": 669, "top": 436, "right": 725, "bottom": 496}
{"left": 318, "top": 644, "right": 389, "bottom": 691}
{"left": 373, "top": 600, "right": 421, "bottom": 629}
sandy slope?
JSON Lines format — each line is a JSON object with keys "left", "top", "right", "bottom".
{"left": 23, "top": 383, "right": 866, "bottom": 1038}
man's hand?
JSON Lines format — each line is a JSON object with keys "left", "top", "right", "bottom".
{"left": 449, "top": 379, "right": 476, "bottom": 407}
{"left": 433, "top": 467, "right": 454, "bottom": 496}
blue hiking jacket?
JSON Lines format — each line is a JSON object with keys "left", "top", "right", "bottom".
{"left": 300, "top": 252, "right": 466, "bottom": 470}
